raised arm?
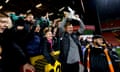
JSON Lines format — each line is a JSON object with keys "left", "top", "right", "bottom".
{"left": 59, "top": 18, "right": 67, "bottom": 32}
{"left": 77, "top": 18, "right": 85, "bottom": 34}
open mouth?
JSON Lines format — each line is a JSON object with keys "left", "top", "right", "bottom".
{"left": 0, "top": 28, "right": 6, "bottom": 32}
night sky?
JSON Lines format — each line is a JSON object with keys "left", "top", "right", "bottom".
{"left": 84, "top": 0, "right": 120, "bottom": 23}
{"left": 96, "top": 0, "right": 120, "bottom": 22}
{"left": 80, "top": 0, "right": 120, "bottom": 34}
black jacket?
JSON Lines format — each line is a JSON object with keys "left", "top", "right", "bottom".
{"left": 42, "top": 37, "right": 56, "bottom": 65}
{"left": 59, "top": 32, "right": 83, "bottom": 63}
{"left": 58, "top": 18, "right": 85, "bottom": 64}
{"left": 84, "top": 45, "right": 120, "bottom": 72}
{"left": 0, "top": 29, "right": 27, "bottom": 72}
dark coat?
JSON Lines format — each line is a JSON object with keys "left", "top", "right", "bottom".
{"left": 26, "top": 32, "right": 41, "bottom": 56}
{"left": 0, "top": 29, "right": 27, "bottom": 72}
{"left": 58, "top": 18, "right": 85, "bottom": 64}
{"left": 84, "top": 46, "right": 120, "bottom": 72}
{"left": 59, "top": 32, "right": 83, "bottom": 64}
{"left": 42, "top": 37, "right": 56, "bottom": 65}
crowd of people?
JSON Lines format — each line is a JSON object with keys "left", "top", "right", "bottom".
{"left": 0, "top": 7, "right": 120, "bottom": 72}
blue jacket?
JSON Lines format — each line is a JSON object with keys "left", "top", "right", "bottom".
{"left": 26, "top": 33, "right": 41, "bottom": 56}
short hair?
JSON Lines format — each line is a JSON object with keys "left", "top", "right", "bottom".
{"left": 64, "top": 18, "right": 80, "bottom": 28}
{"left": 64, "top": 21, "right": 72, "bottom": 28}
{"left": 0, "top": 12, "right": 9, "bottom": 18}
{"left": 43, "top": 27, "right": 51, "bottom": 34}
{"left": 92, "top": 35, "right": 103, "bottom": 40}
{"left": 25, "top": 13, "right": 33, "bottom": 17}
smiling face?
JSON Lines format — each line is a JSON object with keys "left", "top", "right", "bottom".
{"left": 65, "top": 24, "right": 73, "bottom": 34}
{"left": 45, "top": 31, "right": 53, "bottom": 40}
{"left": 64, "top": 22, "right": 73, "bottom": 34}
{"left": 0, "top": 17, "right": 9, "bottom": 33}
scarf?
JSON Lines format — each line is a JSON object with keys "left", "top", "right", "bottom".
{"left": 47, "top": 39, "right": 53, "bottom": 50}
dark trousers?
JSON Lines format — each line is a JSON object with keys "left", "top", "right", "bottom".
{"left": 62, "top": 62, "right": 79, "bottom": 72}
